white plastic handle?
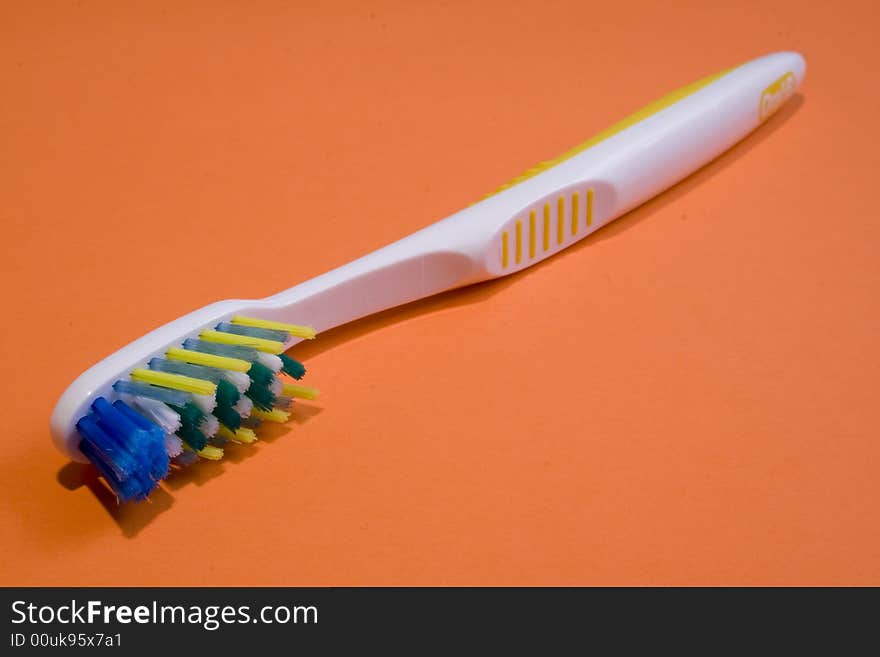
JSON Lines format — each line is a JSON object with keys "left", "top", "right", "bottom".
{"left": 259, "top": 51, "right": 805, "bottom": 330}
{"left": 51, "top": 51, "right": 805, "bottom": 460}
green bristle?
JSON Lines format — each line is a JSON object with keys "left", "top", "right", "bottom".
{"left": 170, "top": 403, "right": 205, "bottom": 430}
{"left": 247, "top": 361, "right": 275, "bottom": 388}
{"left": 178, "top": 425, "right": 207, "bottom": 451}
{"left": 246, "top": 383, "right": 276, "bottom": 411}
{"left": 214, "top": 404, "right": 242, "bottom": 432}
{"left": 170, "top": 403, "right": 208, "bottom": 450}
{"left": 215, "top": 378, "right": 240, "bottom": 407}
{"left": 279, "top": 353, "right": 306, "bottom": 379}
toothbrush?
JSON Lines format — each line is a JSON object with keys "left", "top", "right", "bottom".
{"left": 51, "top": 51, "right": 805, "bottom": 502}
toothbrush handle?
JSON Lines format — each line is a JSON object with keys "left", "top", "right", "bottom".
{"left": 258, "top": 51, "right": 805, "bottom": 334}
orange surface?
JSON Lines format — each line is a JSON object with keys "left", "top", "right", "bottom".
{"left": 1, "top": 1, "right": 878, "bottom": 586}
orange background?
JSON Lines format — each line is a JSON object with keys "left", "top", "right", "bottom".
{"left": 1, "top": 0, "right": 878, "bottom": 586}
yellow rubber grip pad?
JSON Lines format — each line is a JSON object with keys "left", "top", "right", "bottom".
{"left": 130, "top": 368, "right": 217, "bottom": 396}
{"left": 200, "top": 329, "right": 285, "bottom": 355}
{"left": 166, "top": 347, "right": 251, "bottom": 372}
{"left": 231, "top": 315, "right": 317, "bottom": 340}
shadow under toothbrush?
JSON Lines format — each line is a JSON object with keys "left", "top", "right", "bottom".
{"left": 57, "top": 462, "right": 175, "bottom": 539}
{"left": 53, "top": 94, "right": 803, "bottom": 537}
{"left": 160, "top": 402, "right": 323, "bottom": 490}
{"left": 54, "top": 402, "right": 323, "bottom": 537}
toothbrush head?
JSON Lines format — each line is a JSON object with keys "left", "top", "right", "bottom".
{"left": 51, "top": 305, "right": 319, "bottom": 503}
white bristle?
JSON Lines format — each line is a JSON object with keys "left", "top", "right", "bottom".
{"left": 256, "top": 352, "right": 282, "bottom": 373}
{"left": 268, "top": 377, "right": 282, "bottom": 396}
{"left": 222, "top": 370, "right": 250, "bottom": 393}
{"left": 130, "top": 397, "right": 181, "bottom": 435}
{"left": 165, "top": 434, "right": 184, "bottom": 458}
{"left": 233, "top": 396, "right": 253, "bottom": 417}
{"left": 191, "top": 393, "right": 216, "bottom": 414}
{"left": 199, "top": 414, "right": 219, "bottom": 438}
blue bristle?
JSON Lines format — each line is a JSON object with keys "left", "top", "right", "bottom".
{"left": 77, "top": 415, "right": 147, "bottom": 501}
{"left": 215, "top": 322, "right": 290, "bottom": 343}
{"left": 113, "top": 400, "right": 169, "bottom": 481}
{"left": 149, "top": 357, "right": 224, "bottom": 383}
{"left": 80, "top": 440, "right": 144, "bottom": 501}
{"left": 75, "top": 397, "right": 168, "bottom": 503}
{"left": 113, "top": 399, "right": 165, "bottom": 446}
{"left": 182, "top": 338, "right": 258, "bottom": 362}
{"left": 92, "top": 398, "right": 147, "bottom": 453}
{"left": 112, "top": 379, "right": 189, "bottom": 406}
{"left": 76, "top": 416, "right": 130, "bottom": 481}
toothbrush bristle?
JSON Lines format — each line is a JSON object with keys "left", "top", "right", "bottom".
{"left": 130, "top": 396, "right": 182, "bottom": 435}
{"left": 199, "top": 414, "right": 219, "bottom": 439}
{"left": 245, "top": 382, "right": 277, "bottom": 411}
{"left": 255, "top": 352, "right": 283, "bottom": 373}
{"left": 281, "top": 383, "right": 320, "bottom": 400}
{"left": 215, "top": 321, "right": 289, "bottom": 343}
{"left": 215, "top": 378, "right": 240, "bottom": 407}
{"left": 73, "top": 315, "right": 317, "bottom": 502}
{"left": 165, "top": 434, "right": 184, "bottom": 459}
{"left": 213, "top": 403, "right": 242, "bottom": 431}
{"left": 251, "top": 408, "right": 291, "bottom": 423}
{"left": 279, "top": 353, "right": 306, "bottom": 379}
{"left": 231, "top": 315, "right": 317, "bottom": 340}
{"left": 75, "top": 398, "right": 169, "bottom": 502}
{"left": 171, "top": 403, "right": 209, "bottom": 451}
{"left": 232, "top": 396, "right": 253, "bottom": 417}
{"left": 196, "top": 445, "right": 224, "bottom": 461}
{"left": 245, "top": 361, "right": 275, "bottom": 388}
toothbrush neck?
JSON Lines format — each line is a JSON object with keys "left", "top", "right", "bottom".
{"left": 262, "top": 229, "right": 487, "bottom": 334}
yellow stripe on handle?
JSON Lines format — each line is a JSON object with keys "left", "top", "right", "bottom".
{"left": 166, "top": 347, "right": 251, "bottom": 372}
{"left": 200, "top": 329, "right": 285, "bottom": 354}
{"left": 485, "top": 66, "right": 734, "bottom": 198}
{"left": 231, "top": 316, "right": 316, "bottom": 340}
{"left": 130, "top": 369, "right": 217, "bottom": 396}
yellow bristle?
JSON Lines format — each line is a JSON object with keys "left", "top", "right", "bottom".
{"left": 231, "top": 315, "right": 317, "bottom": 340}
{"left": 197, "top": 445, "right": 224, "bottom": 460}
{"left": 251, "top": 408, "right": 291, "bottom": 423}
{"left": 217, "top": 425, "right": 258, "bottom": 444}
{"left": 200, "top": 329, "right": 285, "bottom": 355}
{"left": 130, "top": 369, "right": 216, "bottom": 396}
{"left": 233, "top": 428, "right": 258, "bottom": 444}
{"left": 281, "top": 383, "right": 319, "bottom": 400}
{"left": 166, "top": 347, "right": 251, "bottom": 372}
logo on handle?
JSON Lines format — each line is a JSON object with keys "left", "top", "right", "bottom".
{"left": 759, "top": 72, "right": 796, "bottom": 121}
